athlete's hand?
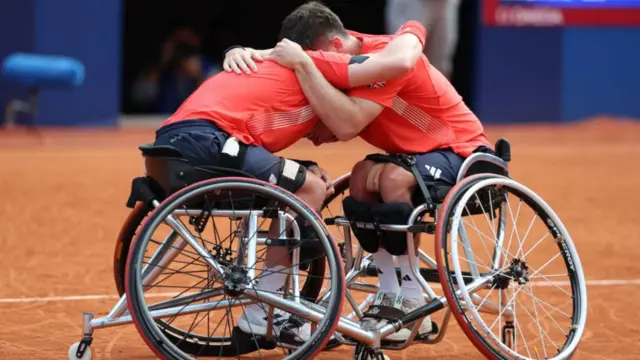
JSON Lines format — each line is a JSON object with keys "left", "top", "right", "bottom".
{"left": 223, "top": 47, "right": 264, "bottom": 75}
{"left": 268, "top": 39, "right": 310, "bottom": 69}
{"left": 307, "top": 121, "right": 338, "bottom": 146}
{"left": 308, "top": 165, "right": 335, "bottom": 197}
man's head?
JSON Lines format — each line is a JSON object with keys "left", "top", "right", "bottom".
{"left": 279, "top": 1, "right": 356, "bottom": 54}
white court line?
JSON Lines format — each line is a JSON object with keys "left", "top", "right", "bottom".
{"left": 0, "top": 291, "right": 178, "bottom": 304}
{"left": 1, "top": 279, "right": 640, "bottom": 304}
{"left": 530, "top": 279, "right": 640, "bottom": 287}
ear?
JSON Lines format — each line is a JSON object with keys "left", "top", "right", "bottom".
{"left": 330, "top": 36, "right": 344, "bottom": 51}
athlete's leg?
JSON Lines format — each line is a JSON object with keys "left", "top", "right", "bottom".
{"left": 239, "top": 145, "right": 326, "bottom": 275}
{"left": 347, "top": 159, "right": 403, "bottom": 332}
{"left": 237, "top": 145, "right": 328, "bottom": 335}
{"left": 349, "top": 160, "right": 401, "bottom": 292}
{"left": 378, "top": 163, "right": 417, "bottom": 205}
{"left": 377, "top": 150, "right": 463, "bottom": 340}
{"left": 349, "top": 159, "right": 382, "bottom": 205}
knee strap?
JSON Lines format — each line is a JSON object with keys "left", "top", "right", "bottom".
{"left": 218, "top": 137, "right": 248, "bottom": 170}
{"left": 342, "top": 196, "right": 380, "bottom": 253}
{"left": 278, "top": 158, "right": 307, "bottom": 193}
{"left": 365, "top": 163, "right": 384, "bottom": 193}
{"left": 371, "top": 202, "right": 414, "bottom": 256}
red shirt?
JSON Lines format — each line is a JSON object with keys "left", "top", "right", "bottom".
{"left": 346, "top": 31, "right": 491, "bottom": 157}
{"left": 161, "top": 22, "right": 426, "bottom": 154}
{"left": 163, "top": 52, "right": 351, "bottom": 153}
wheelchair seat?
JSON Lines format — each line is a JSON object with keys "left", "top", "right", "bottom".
{"left": 138, "top": 143, "right": 183, "bottom": 159}
{"left": 456, "top": 138, "right": 510, "bottom": 182}
{"left": 139, "top": 143, "right": 255, "bottom": 194}
{"left": 138, "top": 144, "right": 265, "bottom": 210}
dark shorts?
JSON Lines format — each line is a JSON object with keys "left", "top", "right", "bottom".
{"left": 413, "top": 149, "right": 464, "bottom": 186}
{"left": 365, "top": 149, "right": 464, "bottom": 203}
{"left": 154, "top": 120, "right": 283, "bottom": 184}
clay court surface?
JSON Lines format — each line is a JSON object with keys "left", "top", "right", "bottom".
{"left": 1, "top": 118, "right": 639, "bottom": 359}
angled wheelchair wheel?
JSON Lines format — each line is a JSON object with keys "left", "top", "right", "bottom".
{"left": 114, "top": 183, "right": 337, "bottom": 301}
{"left": 112, "top": 180, "right": 332, "bottom": 356}
{"left": 125, "top": 177, "right": 345, "bottom": 359}
{"left": 113, "top": 201, "right": 149, "bottom": 295}
{"left": 436, "top": 174, "right": 587, "bottom": 359}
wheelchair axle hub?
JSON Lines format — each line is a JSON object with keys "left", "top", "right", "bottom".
{"left": 510, "top": 258, "right": 530, "bottom": 285}
{"left": 493, "top": 258, "right": 530, "bottom": 289}
{"left": 223, "top": 265, "right": 250, "bottom": 297}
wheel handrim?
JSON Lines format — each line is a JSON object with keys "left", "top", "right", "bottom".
{"left": 448, "top": 178, "right": 587, "bottom": 359}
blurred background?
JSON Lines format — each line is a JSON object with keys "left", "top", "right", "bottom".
{"left": 1, "top": 0, "right": 639, "bottom": 128}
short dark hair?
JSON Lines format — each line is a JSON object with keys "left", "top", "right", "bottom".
{"left": 278, "top": 1, "right": 348, "bottom": 50}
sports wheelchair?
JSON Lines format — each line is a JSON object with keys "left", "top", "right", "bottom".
{"left": 68, "top": 139, "right": 587, "bottom": 360}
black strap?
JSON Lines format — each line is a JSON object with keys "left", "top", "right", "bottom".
{"left": 362, "top": 305, "right": 406, "bottom": 321}
{"left": 398, "top": 155, "right": 435, "bottom": 210}
{"left": 217, "top": 138, "right": 248, "bottom": 170}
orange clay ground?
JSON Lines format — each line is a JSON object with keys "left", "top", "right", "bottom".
{"left": 1, "top": 118, "right": 639, "bottom": 360}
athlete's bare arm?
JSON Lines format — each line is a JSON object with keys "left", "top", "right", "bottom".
{"left": 292, "top": 56, "right": 386, "bottom": 141}
{"left": 269, "top": 37, "right": 416, "bottom": 141}
{"left": 223, "top": 20, "right": 425, "bottom": 86}
{"left": 342, "top": 26, "right": 425, "bottom": 88}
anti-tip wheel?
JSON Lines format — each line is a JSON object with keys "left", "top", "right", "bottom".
{"left": 353, "top": 344, "right": 391, "bottom": 360}
{"left": 68, "top": 342, "right": 92, "bottom": 360}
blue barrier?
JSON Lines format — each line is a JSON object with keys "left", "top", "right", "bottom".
{"left": 2, "top": 53, "right": 84, "bottom": 88}
{"left": 1, "top": 52, "right": 85, "bottom": 126}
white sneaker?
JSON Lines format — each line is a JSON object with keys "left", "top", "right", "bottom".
{"left": 279, "top": 317, "right": 337, "bottom": 347}
{"left": 385, "top": 297, "right": 433, "bottom": 342}
{"left": 237, "top": 307, "right": 290, "bottom": 337}
{"left": 238, "top": 308, "right": 337, "bottom": 348}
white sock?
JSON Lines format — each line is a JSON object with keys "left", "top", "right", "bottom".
{"left": 245, "top": 265, "right": 288, "bottom": 321}
{"left": 372, "top": 248, "right": 401, "bottom": 294}
{"left": 397, "top": 255, "right": 425, "bottom": 302}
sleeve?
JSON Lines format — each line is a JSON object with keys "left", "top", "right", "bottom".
{"left": 347, "top": 71, "right": 411, "bottom": 108}
{"left": 393, "top": 20, "right": 427, "bottom": 48}
{"left": 305, "top": 50, "right": 351, "bottom": 90}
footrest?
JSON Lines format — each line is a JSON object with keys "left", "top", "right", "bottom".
{"left": 362, "top": 305, "right": 406, "bottom": 322}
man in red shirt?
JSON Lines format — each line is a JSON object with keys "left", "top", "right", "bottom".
{"left": 151, "top": 18, "right": 427, "bottom": 346}
{"left": 226, "top": 1, "right": 492, "bottom": 342}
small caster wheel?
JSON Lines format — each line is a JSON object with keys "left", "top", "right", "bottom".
{"left": 502, "top": 322, "right": 515, "bottom": 350}
{"left": 68, "top": 341, "right": 92, "bottom": 360}
{"left": 353, "top": 344, "right": 390, "bottom": 360}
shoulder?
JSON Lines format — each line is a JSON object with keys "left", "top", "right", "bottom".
{"left": 363, "top": 35, "right": 393, "bottom": 53}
